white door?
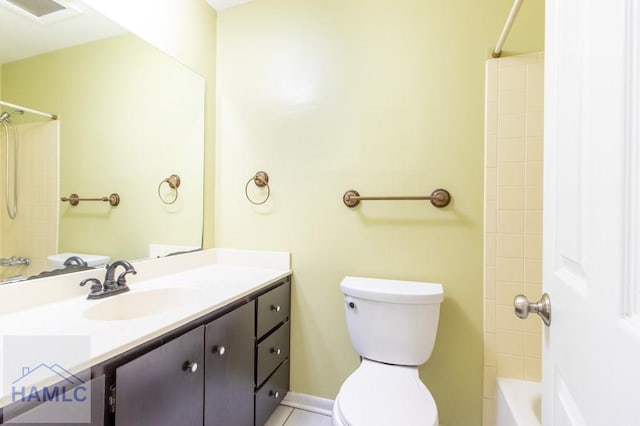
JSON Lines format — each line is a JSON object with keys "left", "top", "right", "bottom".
{"left": 543, "top": 0, "right": 640, "bottom": 424}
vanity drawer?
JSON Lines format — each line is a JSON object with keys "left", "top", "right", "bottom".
{"left": 256, "top": 281, "right": 290, "bottom": 338}
{"left": 255, "top": 359, "right": 289, "bottom": 426}
{"left": 256, "top": 321, "right": 290, "bottom": 386}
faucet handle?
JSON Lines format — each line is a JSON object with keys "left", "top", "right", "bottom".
{"left": 80, "top": 278, "right": 103, "bottom": 295}
{"left": 116, "top": 268, "right": 137, "bottom": 287}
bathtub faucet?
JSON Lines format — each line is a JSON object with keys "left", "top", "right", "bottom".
{"left": 0, "top": 256, "right": 30, "bottom": 267}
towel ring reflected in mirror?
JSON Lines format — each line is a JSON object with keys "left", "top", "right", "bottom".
{"left": 158, "top": 174, "right": 181, "bottom": 205}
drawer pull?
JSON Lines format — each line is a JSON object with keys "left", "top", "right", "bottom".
{"left": 213, "top": 345, "right": 226, "bottom": 356}
{"left": 182, "top": 361, "right": 198, "bottom": 373}
{"left": 271, "top": 304, "right": 281, "bottom": 312}
{"left": 270, "top": 347, "right": 282, "bottom": 356}
{"left": 269, "top": 390, "right": 280, "bottom": 399}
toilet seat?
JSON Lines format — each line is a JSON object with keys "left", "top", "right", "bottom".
{"left": 333, "top": 359, "right": 438, "bottom": 426}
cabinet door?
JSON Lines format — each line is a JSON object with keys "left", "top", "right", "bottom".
{"left": 115, "top": 326, "right": 204, "bottom": 426}
{"left": 204, "top": 301, "right": 255, "bottom": 426}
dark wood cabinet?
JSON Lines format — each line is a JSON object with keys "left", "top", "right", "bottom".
{"left": 205, "top": 301, "right": 255, "bottom": 426}
{"left": 254, "top": 281, "right": 291, "bottom": 425}
{"left": 114, "top": 326, "right": 205, "bottom": 426}
{"left": 256, "top": 282, "right": 291, "bottom": 338}
{"left": 256, "top": 321, "right": 290, "bottom": 386}
{"left": 255, "top": 358, "right": 290, "bottom": 426}
{"left": 3, "top": 277, "right": 295, "bottom": 426}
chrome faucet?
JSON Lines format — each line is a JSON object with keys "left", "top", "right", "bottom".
{"left": 80, "top": 260, "right": 137, "bottom": 300}
{"left": 0, "top": 256, "right": 30, "bottom": 267}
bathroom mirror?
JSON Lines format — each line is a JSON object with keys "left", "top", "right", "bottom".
{"left": 0, "top": 2, "right": 204, "bottom": 282}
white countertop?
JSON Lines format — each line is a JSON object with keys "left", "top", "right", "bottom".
{"left": 0, "top": 248, "right": 291, "bottom": 408}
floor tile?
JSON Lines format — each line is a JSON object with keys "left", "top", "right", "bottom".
{"left": 284, "top": 409, "right": 333, "bottom": 426}
{"left": 265, "top": 405, "right": 294, "bottom": 426}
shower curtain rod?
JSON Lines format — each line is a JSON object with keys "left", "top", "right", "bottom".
{"left": 492, "top": 0, "right": 524, "bottom": 58}
{"left": 0, "top": 100, "right": 58, "bottom": 120}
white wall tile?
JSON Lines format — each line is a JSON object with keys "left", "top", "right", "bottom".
{"left": 497, "top": 138, "right": 525, "bottom": 162}
{"left": 498, "top": 65, "right": 527, "bottom": 90}
{"left": 484, "top": 55, "right": 543, "bottom": 415}
{"left": 497, "top": 186, "right": 525, "bottom": 210}
{"left": 497, "top": 113, "right": 526, "bottom": 138}
{"left": 525, "top": 137, "right": 544, "bottom": 161}
{"left": 499, "top": 89, "right": 526, "bottom": 115}
{"left": 498, "top": 162, "right": 525, "bottom": 186}
{"left": 497, "top": 210, "right": 525, "bottom": 234}
{"left": 484, "top": 332, "right": 497, "bottom": 367}
{"left": 497, "top": 330, "right": 524, "bottom": 356}
{"left": 486, "top": 167, "right": 497, "bottom": 201}
{"left": 496, "top": 281, "right": 524, "bottom": 305}
{"left": 496, "top": 234, "right": 524, "bottom": 258}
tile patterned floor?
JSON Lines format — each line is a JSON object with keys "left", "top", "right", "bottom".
{"left": 265, "top": 405, "right": 333, "bottom": 426}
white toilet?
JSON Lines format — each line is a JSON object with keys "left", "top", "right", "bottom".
{"left": 332, "top": 276, "right": 444, "bottom": 426}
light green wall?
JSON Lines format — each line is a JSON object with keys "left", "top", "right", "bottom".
{"left": 215, "top": 1, "right": 543, "bottom": 425}
{"left": 2, "top": 35, "right": 204, "bottom": 260}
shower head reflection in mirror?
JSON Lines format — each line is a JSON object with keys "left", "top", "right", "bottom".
{"left": 0, "top": 109, "right": 24, "bottom": 124}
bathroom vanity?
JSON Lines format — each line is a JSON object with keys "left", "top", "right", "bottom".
{"left": 0, "top": 249, "right": 291, "bottom": 426}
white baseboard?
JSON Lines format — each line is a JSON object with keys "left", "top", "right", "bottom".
{"left": 281, "top": 392, "right": 334, "bottom": 416}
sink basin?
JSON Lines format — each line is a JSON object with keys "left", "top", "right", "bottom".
{"left": 83, "top": 288, "right": 207, "bottom": 321}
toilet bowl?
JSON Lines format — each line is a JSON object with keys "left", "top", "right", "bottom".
{"left": 332, "top": 359, "right": 438, "bottom": 426}
{"left": 333, "top": 276, "right": 443, "bottom": 426}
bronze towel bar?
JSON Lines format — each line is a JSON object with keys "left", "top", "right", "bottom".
{"left": 61, "top": 193, "right": 120, "bottom": 207}
{"left": 342, "top": 188, "right": 451, "bottom": 208}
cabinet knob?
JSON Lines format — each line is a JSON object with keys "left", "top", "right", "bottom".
{"left": 270, "top": 347, "right": 281, "bottom": 356}
{"left": 213, "top": 345, "right": 226, "bottom": 356}
{"left": 269, "top": 390, "right": 280, "bottom": 399}
{"left": 182, "top": 361, "right": 198, "bottom": 373}
{"left": 271, "top": 305, "right": 281, "bottom": 312}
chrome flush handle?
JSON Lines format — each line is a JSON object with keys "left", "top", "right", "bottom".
{"left": 514, "top": 293, "right": 551, "bottom": 326}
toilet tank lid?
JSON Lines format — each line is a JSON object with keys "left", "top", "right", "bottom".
{"left": 341, "top": 276, "right": 443, "bottom": 304}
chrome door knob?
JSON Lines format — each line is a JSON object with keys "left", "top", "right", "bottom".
{"left": 514, "top": 293, "right": 551, "bottom": 326}
{"left": 213, "top": 345, "right": 226, "bottom": 356}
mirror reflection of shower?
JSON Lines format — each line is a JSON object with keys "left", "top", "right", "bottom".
{"left": 0, "top": 108, "right": 24, "bottom": 219}
{"left": 0, "top": 100, "right": 58, "bottom": 282}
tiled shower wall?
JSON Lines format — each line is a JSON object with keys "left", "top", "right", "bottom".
{"left": 483, "top": 53, "right": 544, "bottom": 425}
{"left": 0, "top": 121, "right": 59, "bottom": 280}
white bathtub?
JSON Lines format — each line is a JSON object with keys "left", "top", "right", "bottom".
{"left": 495, "top": 378, "right": 541, "bottom": 426}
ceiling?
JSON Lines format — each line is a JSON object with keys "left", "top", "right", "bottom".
{"left": 0, "top": 0, "right": 259, "bottom": 65}
{"left": 0, "top": 0, "right": 125, "bottom": 64}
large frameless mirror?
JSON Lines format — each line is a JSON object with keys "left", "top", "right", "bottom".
{"left": 0, "top": 0, "right": 204, "bottom": 283}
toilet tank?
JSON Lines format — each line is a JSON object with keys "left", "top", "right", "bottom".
{"left": 341, "top": 276, "right": 443, "bottom": 366}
